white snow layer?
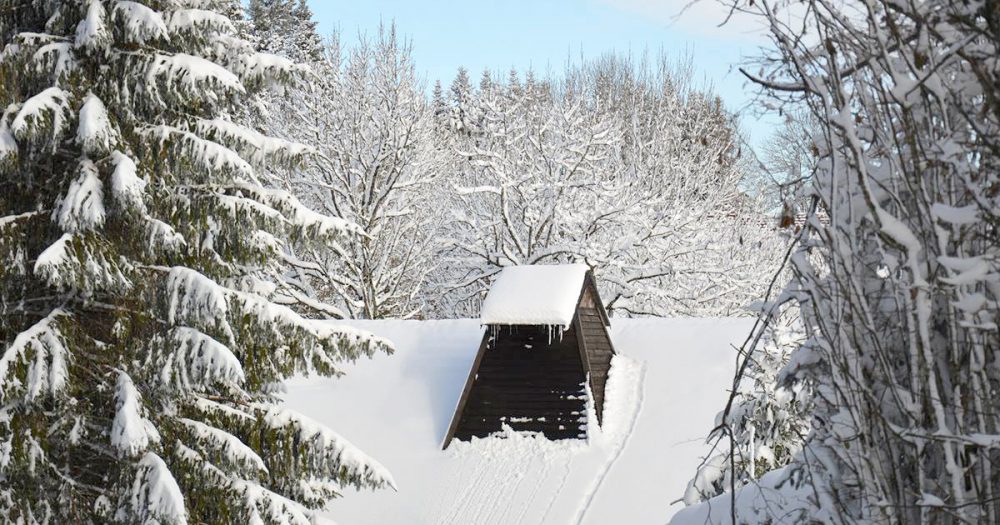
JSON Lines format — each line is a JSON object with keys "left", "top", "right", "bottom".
{"left": 282, "top": 317, "right": 752, "bottom": 524}
{"left": 109, "top": 151, "right": 146, "bottom": 212}
{"left": 111, "top": 371, "right": 160, "bottom": 456}
{"left": 76, "top": 93, "right": 118, "bottom": 155}
{"left": 0, "top": 309, "right": 69, "bottom": 402}
{"left": 10, "top": 86, "right": 71, "bottom": 142}
{"left": 156, "top": 326, "right": 244, "bottom": 391}
{"left": 55, "top": 159, "right": 106, "bottom": 232}
{"left": 195, "top": 118, "right": 316, "bottom": 166}
{"left": 163, "top": 8, "right": 235, "bottom": 36}
{"left": 177, "top": 417, "right": 267, "bottom": 474}
{"left": 33, "top": 233, "right": 77, "bottom": 285}
{"left": 670, "top": 466, "right": 815, "bottom": 525}
{"left": 74, "top": 0, "right": 110, "bottom": 52}
{"left": 112, "top": 1, "right": 169, "bottom": 44}
{"left": 150, "top": 52, "right": 244, "bottom": 95}
{"left": 123, "top": 452, "right": 188, "bottom": 523}
{"left": 0, "top": 119, "right": 16, "bottom": 160}
{"left": 479, "top": 264, "right": 589, "bottom": 328}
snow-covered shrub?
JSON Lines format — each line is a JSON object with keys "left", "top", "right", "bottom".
{"left": 681, "top": 0, "right": 1000, "bottom": 522}
{"left": 0, "top": 2, "right": 393, "bottom": 522}
{"left": 684, "top": 306, "right": 811, "bottom": 504}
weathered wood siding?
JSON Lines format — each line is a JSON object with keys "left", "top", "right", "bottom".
{"left": 577, "top": 278, "right": 615, "bottom": 424}
{"left": 452, "top": 325, "right": 588, "bottom": 441}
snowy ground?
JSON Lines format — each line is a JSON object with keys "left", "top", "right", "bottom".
{"left": 282, "top": 317, "right": 753, "bottom": 524}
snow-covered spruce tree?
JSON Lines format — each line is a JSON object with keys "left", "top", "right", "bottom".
{"left": 431, "top": 79, "right": 448, "bottom": 129}
{"left": 447, "top": 66, "right": 475, "bottom": 136}
{"left": 0, "top": 2, "right": 393, "bottom": 522}
{"left": 688, "top": 0, "right": 1000, "bottom": 522}
{"left": 247, "top": 0, "right": 321, "bottom": 63}
{"left": 683, "top": 306, "right": 811, "bottom": 504}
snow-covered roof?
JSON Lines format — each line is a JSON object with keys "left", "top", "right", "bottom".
{"left": 479, "top": 264, "right": 589, "bottom": 328}
{"left": 283, "top": 317, "right": 753, "bottom": 524}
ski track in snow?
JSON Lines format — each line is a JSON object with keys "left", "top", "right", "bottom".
{"left": 430, "top": 429, "right": 589, "bottom": 525}
{"left": 513, "top": 457, "right": 547, "bottom": 525}
{"left": 438, "top": 460, "right": 478, "bottom": 524}
{"left": 433, "top": 457, "right": 472, "bottom": 524}
{"left": 536, "top": 453, "right": 573, "bottom": 525}
{"left": 573, "top": 358, "right": 647, "bottom": 524}
{"left": 508, "top": 454, "right": 549, "bottom": 523}
{"left": 438, "top": 438, "right": 568, "bottom": 525}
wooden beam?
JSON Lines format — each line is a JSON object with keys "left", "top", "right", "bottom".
{"left": 441, "top": 330, "right": 490, "bottom": 449}
{"left": 573, "top": 273, "right": 599, "bottom": 429}
{"left": 586, "top": 271, "right": 613, "bottom": 327}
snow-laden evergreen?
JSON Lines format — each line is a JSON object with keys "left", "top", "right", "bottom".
{"left": 0, "top": 2, "right": 393, "bottom": 522}
{"left": 247, "top": 0, "right": 322, "bottom": 64}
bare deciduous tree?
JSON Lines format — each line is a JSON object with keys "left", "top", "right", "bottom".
{"left": 265, "top": 26, "right": 441, "bottom": 319}
{"left": 430, "top": 54, "right": 785, "bottom": 318}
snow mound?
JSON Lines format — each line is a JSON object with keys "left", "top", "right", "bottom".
{"left": 479, "top": 264, "right": 589, "bottom": 328}
{"left": 282, "top": 317, "right": 752, "bottom": 524}
{"left": 670, "top": 466, "right": 815, "bottom": 525}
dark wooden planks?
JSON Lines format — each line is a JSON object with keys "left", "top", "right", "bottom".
{"left": 452, "top": 324, "right": 589, "bottom": 442}
{"left": 442, "top": 333, "right": 491, "bottom": 448}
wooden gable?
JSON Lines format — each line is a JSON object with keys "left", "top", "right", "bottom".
{"left": 443, "top": 269, "right": 616, "bottom": 449}
{"left": 574, "top": 272, "right": 614, "bottom": 424}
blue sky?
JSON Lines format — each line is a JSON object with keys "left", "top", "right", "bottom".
{"left": 307, "top": 0, "right": 779, "bottom": 147}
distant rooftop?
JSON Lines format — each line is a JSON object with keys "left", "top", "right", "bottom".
{"left": 479, "top": 264, "right": 589, "bottom": 328}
